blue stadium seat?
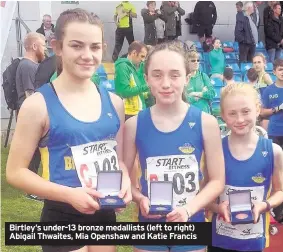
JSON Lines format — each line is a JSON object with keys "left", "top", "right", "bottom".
{"left": 214, "top": 86, "right": 222, "bottom": 100}
{"left": 210, "top": 78, "right": 224, "bottom": 87}
{"left": 234, "top": 74, "right": 242, "bottom": 82}
{"left": 211, "top": 100, "right": 221, "bottom": 117}
{"left": 240, "top": 63, "right": 252, "bottom": 74}
{"left": 233, "top": 42, "right": 239, "bottom": 52}
{"left": 203, "top": 52, "right": 209, "bottom": 62}
{"left": 205, "top": 62, "right": 211, "bottom": 74}
{"left": 226, "top": 63, "right": 240, "bottom": 73}
{"left": 270, "top": 74, "right": 276, "bottom": 82}
{"left": 222, "top": 41, "right": 234, "bottom": 48}
{"left": 224, "top": 53, "right": 238, "bottom": 64}
{"left": 256, "top": 41, "right": 265, "bottom": 49}
{"left": 265, "top": 62, "right": 273, "bottom": 72}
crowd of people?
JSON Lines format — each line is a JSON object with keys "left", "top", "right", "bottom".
{"left": 3, "top": 1, "right": 283, "bottom": 252}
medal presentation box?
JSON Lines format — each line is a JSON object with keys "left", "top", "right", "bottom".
{"left": 97, "top": 171, "right": 126, "bottom": 209}
{"left": 149, "top": 181, "right": 173, "bottom": 215}
{"left": 228, "top": 190, "right": 254, "bottom": 225}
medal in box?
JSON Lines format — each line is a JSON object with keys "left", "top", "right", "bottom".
{"left": 149, "top": 181, "right": 173, "bottom": 215}
{"left": 228, "top": 190, "right": 254, "bottom": 225}
{"left": 97, "top": 170, "right": 126, "bottom": 209}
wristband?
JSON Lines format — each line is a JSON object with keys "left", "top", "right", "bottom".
{"left": 272, "top": 107, "right": 278, "bottom": 114}
{"left": 263, "top": 200, "right": 271, "bottom": 212}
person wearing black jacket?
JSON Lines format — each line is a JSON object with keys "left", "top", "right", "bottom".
{"left": 36, "top": 14, "right": 55, "bottom": 56}
{"left": 141, "top": 1, "right": 166, "bottom": 45}
{"left": 264, "top": 1, "right": 277, "bottom": 30}
{"left": 193, "top": 1, "right": 217, "bottom": 42}
{"left": 265, "top": 3, "right": 283, "bottom": 63}
{"left": 235, "top": 2, "right": 258, "bottom": 63}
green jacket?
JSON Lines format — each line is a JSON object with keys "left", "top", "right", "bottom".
{"left": 137, "top": 62, "right": 155, "bottom": 108}
{"left": 209, "top": 48, "right": 225, "bottom": 75}
{"left": 115, "top": 58, "right": 149, "bottom": 115}
{"left": 50, "top": 72, "right": 101, "bottom": 86}
{"left": 185, "top": 71, "right": 215, "bottom": 114}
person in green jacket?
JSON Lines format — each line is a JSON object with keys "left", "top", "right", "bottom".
{"left": 50, "top": 71, "right": 101, "bottom": 85}
{"left": 185, "top": 50, "right": 216, "bottom": 114}
{"left": 115, "top": 41, "right": 149, "bottom": 119}
{"left": 209, "top": 38, "right": 225, "bottom": 79}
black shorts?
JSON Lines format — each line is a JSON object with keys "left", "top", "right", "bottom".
{"left": 41, "top": 200, "right": 116, "bottom": 252}
{"left": 197, "top": 24, "right": 213, "bottom": 38}
{"left": 125, "top": 114, "right": 134, "bottom": 121}
{"left": 208, "top": 246, "right": 262, "bottom": 252}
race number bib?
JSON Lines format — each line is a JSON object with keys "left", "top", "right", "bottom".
{"left": 71, "top": 140, "right": 119, "bottom": 188}
{"left": 146, "top": 155, "right": 199, "bottom": 208}
{"left": 216, "top": 185, "right": 265, "bottom": 240}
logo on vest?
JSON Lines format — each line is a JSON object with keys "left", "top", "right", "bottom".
{"left": 179, "top": 143, "right": 195, "bottom": 154}
{"left": 188, "top": 122, "right": 196, "bottom": 129}
{"left": 262, "top": 151, "right": 268, "bottom": 157}
{"left": 252, "top": 173, "right": 266, "bottom": 184}
{"left": 107, "top": 113, "right": 113, "bottom": 118}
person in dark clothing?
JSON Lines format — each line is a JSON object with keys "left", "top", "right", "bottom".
{"left": 141, "top": 1, "right": 166, "bottom": 45}
{"left": 193, "top": 1, "right": 217, "bottom": 42}
{"left": 162, "top": 1, "right": 185, "bottom": 41}
{"left": 34, "top": 55, "right": 56, "bottom": 89}
{"left": 265, "top": 3, "right": 283, "bottom": 63}
{"left": 235, "top": 2, "right": 258, "bottom": 63}
{"left": 251, "top": 1, "right": 262, "bottom": 30}
{"left": 236, "top": 1, "right": 243, "bottom": 12}
{"left": 36, "top": 14, "right": 55, "bottom": 56}
{"left": 263, "top": 1, "right": 277, "bottom": 32}
{"left": 112, "top": 1, "right": 137, "bottom": 62}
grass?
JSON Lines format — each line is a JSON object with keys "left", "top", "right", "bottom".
{"left": 1, "top": 146, "right": 133, "bottom": 252}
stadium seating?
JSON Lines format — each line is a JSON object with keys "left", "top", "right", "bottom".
{"left": 224, "top": 52, "right": 238, "bottom": 64}
{"left": 210, "top": 78, "right": 224, "bottom": 87}
{"left": 240, "top": 63, "right": 253, "bottom": 75}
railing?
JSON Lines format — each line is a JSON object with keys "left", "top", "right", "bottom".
{"left": 15, "top": 1, "right": 31, "bottom": 57}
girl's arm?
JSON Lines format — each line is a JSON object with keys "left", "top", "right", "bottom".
{"left": 123, "top": 115, "right": 162, "bottom": 219}
{"left": 263, "top": 72, "right": 274, "bottom": 85}
{"left": 6, "top": 93, "right": 102, "bottom": 214}
{"left": 167, "top": 113, "right": 225, "bottom": 222}
{"left": 109, "top": 93, "right": 132, "bottom": 203}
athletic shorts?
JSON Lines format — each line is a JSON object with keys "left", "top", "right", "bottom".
{"left": 40, "top": 200, "right": 116, "bottom": 252}
{"left": 125, "top": 114, "right": 135, "bottom": 121}
{"left": 208, "top": 246, "right": 262, "bottom": 252}
{"left": 134, "top": 245, "right": 206, "bottom": 252}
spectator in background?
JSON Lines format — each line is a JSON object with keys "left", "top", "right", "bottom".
{"left": 252, "top": 1, "right": 262, "bottom": 31}
{"left": 141, "top": 1, "right": 166, "bottom": 46}
{"left": 236, "top": 1, "right": 243, "bottom": 12}
{"left": 112, "top": 1, "right": 137, "bottom": 62}
{"left": 15, "top": 32, "right": 46, "bottom": 200}
{"left": 223, "top": 67, "right": 236, "bottom": 85}
{"left": 185, "top": 51, "right": 215, "bottom": 114}
{"left": 235, "top": 2, "right": 258, "bottom": 63}
{"left": 193, "top": 1, "right": 217, "bottom": 43}
{"left": 114, "top": 41, "right": 149, "bottom": 120}
{"left": 209, "top": 38, "right": 225, "bottom": 79}
{"left": 247, "top": 67, "right": 259, "bottom": 84}
{"left": 265, "top": 3, "right": 283, "bottom": 63}
{"left": 162, "top": 1, "right": 185, "bottom": 41}
{"left": 36, "top": 14, "right": 55, "bottom": 56}
{"left": 264, "top": 1, "right": 277, "bottom": 30}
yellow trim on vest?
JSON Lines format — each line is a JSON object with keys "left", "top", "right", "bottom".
{"left": 265, "top": 183, "right": 272, "bottom": 248}
{"left": 39, "top": 147, "right": 50, "bottom": 181}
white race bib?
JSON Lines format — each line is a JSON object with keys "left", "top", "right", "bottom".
{"left": 71, "top": 140, "right": 119, "bottom": 188}
{"left": 216, "top": 185, "right": 265, "bottom": 240}
{"left": 146, "top": 155, "right": 199, "bottom": 208}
